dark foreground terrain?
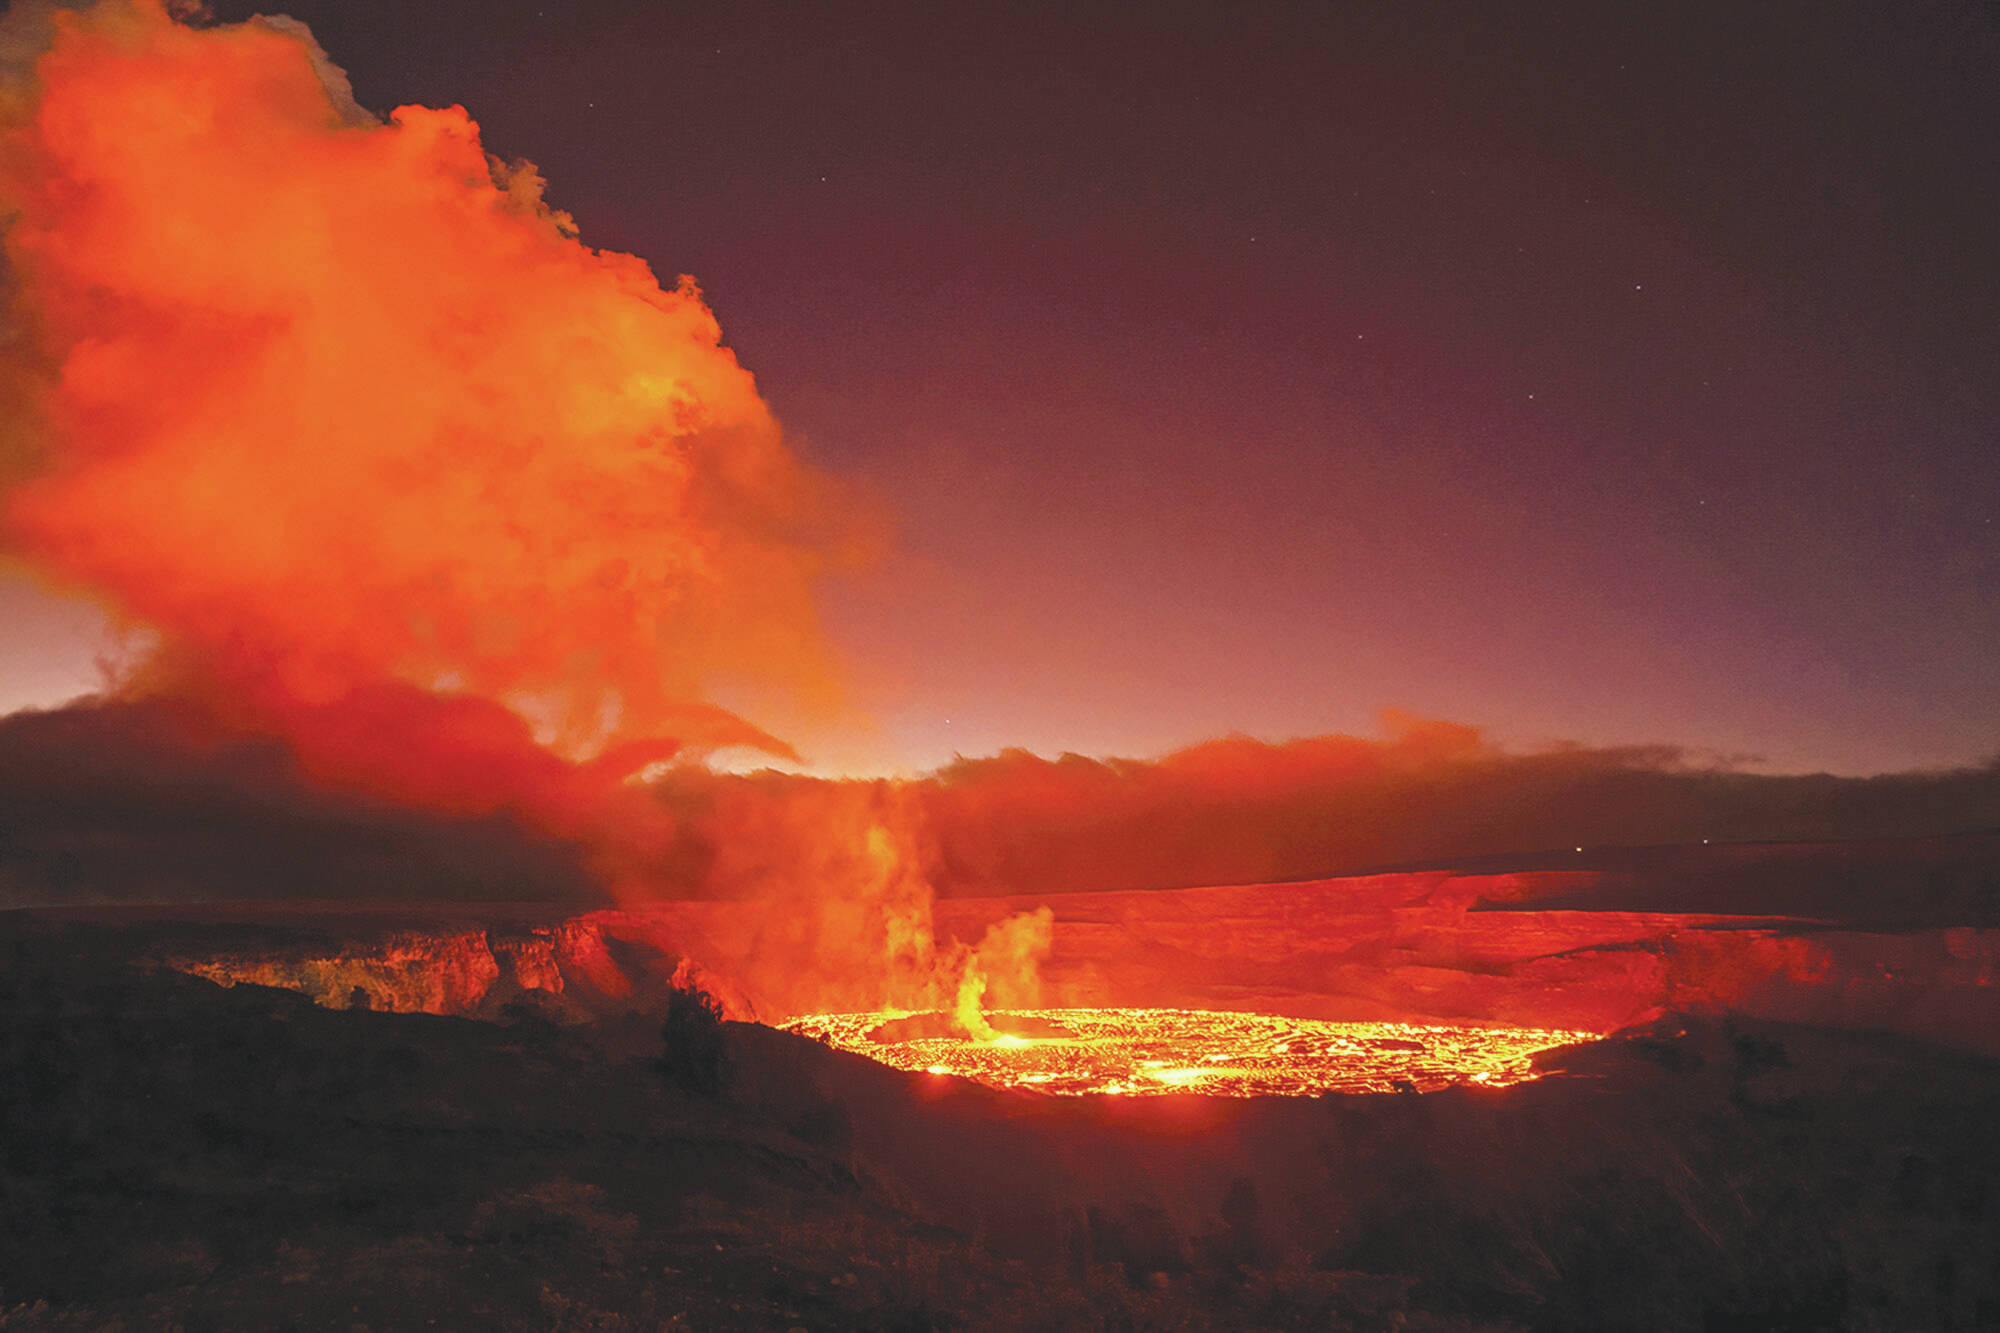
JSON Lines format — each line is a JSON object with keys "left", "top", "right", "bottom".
{"left": 4, "top": 930, "right": 1999, "bottom": 1330}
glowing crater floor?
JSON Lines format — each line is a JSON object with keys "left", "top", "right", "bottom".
{"left": 781, "top": 1007, "right": 1597, "bottom": 1098}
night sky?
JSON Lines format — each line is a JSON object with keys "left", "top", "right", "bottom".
{"left": 6, "top": 0, "right": 1997, "bottom": 777}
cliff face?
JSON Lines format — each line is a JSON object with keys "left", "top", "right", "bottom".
{"left": 125, "top": 863, "right": 2000, "bottom": 1052}
{"left": 156, "top": 913, "right": 695, "bottom": 1021}
{"left": 170, "top": 929, "right": 504, "bottom": 1015}
{"left": 933, "top": 873, "right": 2000, "bottom": 1049}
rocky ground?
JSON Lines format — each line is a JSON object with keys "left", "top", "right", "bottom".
{"left": 4, "top": 922, "right": 2000, "bottom": 1330}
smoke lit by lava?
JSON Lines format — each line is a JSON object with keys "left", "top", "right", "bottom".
{"left": 0, "top": 0, "right": 1050, "bottom": 1025}
{"left": 7, "top": 4, "right": 1991, "bottom": 1072}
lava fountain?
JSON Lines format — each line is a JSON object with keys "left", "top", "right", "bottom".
{"left": 783, "top": 1006, "right": 1596, "bottom": 1097}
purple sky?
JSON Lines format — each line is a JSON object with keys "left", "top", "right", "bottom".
{"left": 6, "top": 0, "right": 1995, "bottom": 776}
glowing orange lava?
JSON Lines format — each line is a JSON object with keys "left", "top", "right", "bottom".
{"left": 782, "top": 1007, "right": 1596, "bottom": 1097}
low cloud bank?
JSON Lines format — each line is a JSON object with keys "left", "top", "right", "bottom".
{"left": 656, "top": 716, "right": 2000, "bottom": 899}
{"left": 0, "top": 698, "right": 603, "bottom": 906}
{"left": 9, "top": 699, "right": 1995, "bottom": 921}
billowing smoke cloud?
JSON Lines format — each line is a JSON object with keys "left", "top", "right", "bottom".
{"left": 0, "top": 1, "right": 1051, "bottom": 1021}
{"left": 9, "top": 5, "right": 1987, "bottom": 1024}
{"left": 632, "top": 767, "right": 1052, "bottom": 1020}
{"left": 0, "top": 0, "right": 851, "bottom": 830}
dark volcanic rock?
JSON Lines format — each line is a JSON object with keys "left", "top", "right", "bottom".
{"left": 4, "top": 936, "right": 2000, "bottom": 1330}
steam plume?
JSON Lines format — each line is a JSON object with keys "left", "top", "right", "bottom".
{"left": 0, "top": 0, "right": 847, "bottom": 827}
{"left": 0, "top": 1, "right": 1055, "bottom": 1023}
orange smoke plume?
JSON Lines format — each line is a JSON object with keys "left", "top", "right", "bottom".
{"left": 0, "top": 0, "right": 852, "bottom": 826}
{"left": 647, "top": 770, "right": 1053, "bottom": 1020}
{"left": 0, "top": 1, "right": 1048, "bottom": 1021}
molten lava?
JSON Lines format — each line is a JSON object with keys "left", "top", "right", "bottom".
{"left": 783, "top": 1007, "right": 1595, "bottom": 1097}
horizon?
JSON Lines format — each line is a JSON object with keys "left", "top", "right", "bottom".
{"left": 1, "top": 1, "right": 1994, "bottom": 782}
